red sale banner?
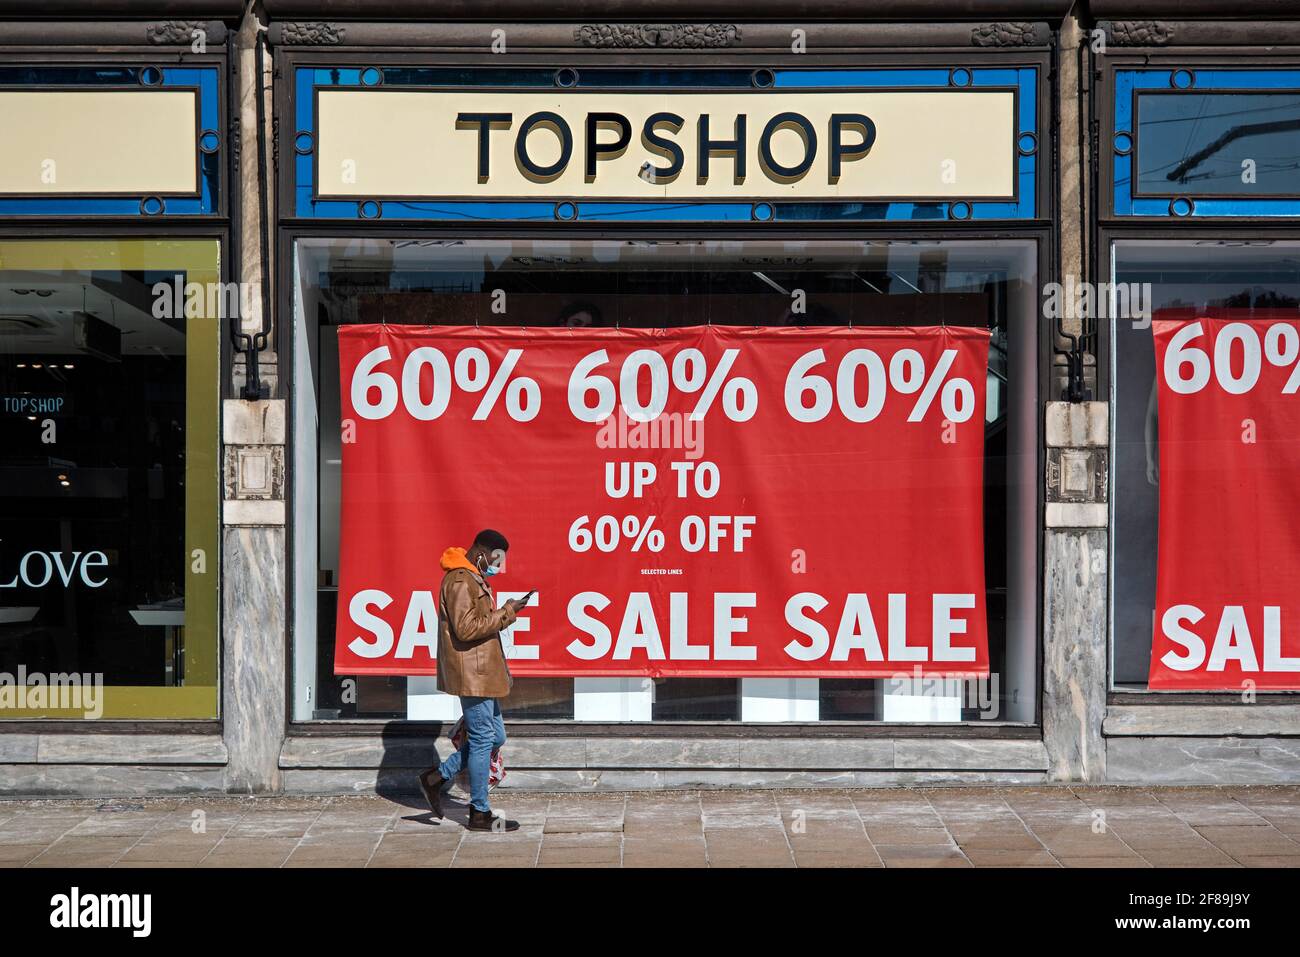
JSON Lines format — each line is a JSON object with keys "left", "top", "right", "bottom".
{"left": 1151, "top": 312, "right": 1300, "bottom": 689}
{"left": 335, "top": 325, "right": 990, "bottom": 679}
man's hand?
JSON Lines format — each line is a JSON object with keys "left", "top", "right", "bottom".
{"left": 504, "top": 598, "right": 529, "bottom": 616}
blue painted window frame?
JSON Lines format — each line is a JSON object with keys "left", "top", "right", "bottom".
{"left": 291, "top": 65, "right": 1039, "bottom": 223}
{"left": 1113, "top": 68, "right": 1300, "bottom": 218}
{"left": 0, "top": 66, "right": 222, "bottom": 217}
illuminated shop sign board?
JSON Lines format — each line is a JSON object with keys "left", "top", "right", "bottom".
{"left": 315, "top": 90, "right": 1017, "bottom": 202}
{"left": 0, "top": 90, "right": 199, "bottom": 196}
{"left": 2, "top": 394, "right": 70, "bottom": 415}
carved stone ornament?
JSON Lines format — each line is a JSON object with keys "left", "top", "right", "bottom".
{"left": 146, "top": 21, "right": 205, "bottom": 45}
{"left": 1046, "top": 448, "right": 1109, "bottom": 505}
{"left": 1106, "top": 21, "right": 1175, "bottom": 46}
{"left": 574, "top": 23, "right": 741, "bottom": 48}
{"left": 280, "top": 21, "right": 347, "bottom": 45}
{"left": 224, "top": 445, "right": 285, "bottom": 503}
{"left": 970, "top": 22, "right": 1040, "bottom": 47}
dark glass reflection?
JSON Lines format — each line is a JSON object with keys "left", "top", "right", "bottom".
{"left": 1136, "top": 92, "right": 1300, "bottom": 196}
{"left": 0, "top": 274, "right": 188, "bottom": 688}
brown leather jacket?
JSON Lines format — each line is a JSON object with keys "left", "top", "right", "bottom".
{"left": 435, "top": 560, "right": 517, "bottom": 698}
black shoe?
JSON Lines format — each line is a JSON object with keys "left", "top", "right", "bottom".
{"left": 467, "top": 808, "right": 519, "bottom": 832}
{"left": 416, "top": 768, "right": 444, "bottom": 819}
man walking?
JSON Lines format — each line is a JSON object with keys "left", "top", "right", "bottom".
{"left": 417, "top": 529, "right": 529, "bottom": 832}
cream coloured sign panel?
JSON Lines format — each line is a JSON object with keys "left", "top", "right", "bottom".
{"left": 316, "top": 90, "right": 1017, "bottom": 201}
{"left": 0, "top": 90, "right": 198, "bottom": 195}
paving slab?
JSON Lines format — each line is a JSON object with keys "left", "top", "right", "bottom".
{"left": 0, "top": 787, "right": 1296, "bottom": 867}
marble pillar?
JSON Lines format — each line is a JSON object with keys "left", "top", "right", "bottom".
{"left": 219, "top": 10, "right": 286, "bottom": 794}
{"left": 1042, "top": 402, "right": 1110, "bottom": 782}
{"left": 221, "top": 400, "right": 287, "bottom": 793}
{"left": 221, "top": 524, "right": 285, "bottom": 793}
{"left": 1043, "top": 528, "right": 1108, "bottom": 781}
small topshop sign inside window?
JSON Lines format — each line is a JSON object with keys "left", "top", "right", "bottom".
{"left": 314, "top": 90, "right": 1017, "bottom": 202}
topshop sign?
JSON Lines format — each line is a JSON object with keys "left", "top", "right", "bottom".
{"left": 314, "top": 89, "right": 1016, "bottom": 202}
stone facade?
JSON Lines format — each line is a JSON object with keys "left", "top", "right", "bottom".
{"left": 0, "top": 6, "right": 1296, "bottom": 797}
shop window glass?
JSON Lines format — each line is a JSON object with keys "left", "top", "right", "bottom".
{"left": 0, "top": 239, "right": 220, "bottom": 719}
{"left": 1111, "top": 240, "right": 1300, "bottom": 688}
{"left": 293, "top": 238, "right": 1038, "bottom": 723}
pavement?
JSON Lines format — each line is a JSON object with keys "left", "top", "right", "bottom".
{"left": 1, "top": 785, "right": 1299, "bottom": 868}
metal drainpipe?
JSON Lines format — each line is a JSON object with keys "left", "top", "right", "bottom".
{"left": 231, "top": 26, "right": 272, "bottom": 399}
{"left": 1050, "top": 11, "right": 1086, "bottom": 403}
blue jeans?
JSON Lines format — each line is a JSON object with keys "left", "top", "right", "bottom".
{"left": 436, "top": 696, "right": 506, "bottom": 813}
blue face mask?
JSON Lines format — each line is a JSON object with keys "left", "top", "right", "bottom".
{"left": 477, "top": 554, "right": 501, "bottom": 577}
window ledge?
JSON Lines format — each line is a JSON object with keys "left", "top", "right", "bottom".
{"left": 1105, "top": 704, "right": 1300, "bottom": 737}
{"left": 1, "top": 732, "right": 228, "bottom": 765}
{"left": 280, "top": 732, "right": 1048, "bottom": 771}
